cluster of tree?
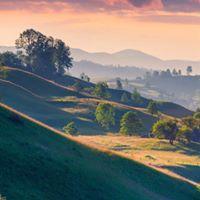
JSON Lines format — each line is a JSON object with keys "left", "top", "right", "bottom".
{"left": 152, "top": 114, "right": 200, "bottom": 144}
{"left": 145, "top": 66, "right": 193, "bottom": 80}
{"left": 0, "top": 51, "right": 22, "bottom": 68}
{"left": 0, "top": 29, "right": 73, "bottom": 78}
{"left": 95, "top": 103, "right": 144, "bottom": 135}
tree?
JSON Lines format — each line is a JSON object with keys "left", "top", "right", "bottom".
{"left": 152, "top": 120, "right": 178, "bottom": 145}
{"left": 53, "top": 39, "right": 73, "bottom": 75}
{"left": 15, "top": 29, "right": 72, "bottom": 77}
{"left": 116, "top": 78, "right": 123, "bottom": 90}
{"left": 178, "top": 69, "right": 182, "bottom": 76}
{"left": 120, "top": 111, "right": 144, "bottom": 136}
{"left": 121, "top": 92, "right": 129, "bottom": 103}
{"left": 63, "top": 122, "right": 78, "bottom": 135}
{"left": 0, "top": 52, "right": 23, "bottom": 68}
{"left": 95, "top": 103, "right": 115, "bottom": 129}
{"left": 172, "top": 68, "right": 178, "bottom": 76}
{"left": 186, "top": 66, "right": 192, "bottom": 75}
{"left": 147, "top": 101, "right": 158, "bottom": 115}
{"left": 132, "top": 88, "right": 142, "bottom": 104}
{"left": 80, "top": 72, "right": 90, "bottom": 82}
{"left": 93, "top": 82, "right": 110, "bottom": 98}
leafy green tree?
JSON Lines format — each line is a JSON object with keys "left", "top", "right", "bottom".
{"left": 152, "top": 120, "right": 178, "bottom": 145}
{"left": 63, "top": 122, "right": 78, "bottom": 135}
{"left": 95, "top": 103, "right": 115, "bottom": 129}
{"left": 147, "top": 101, "right": 158, "bottom": 115}
{"left": 116, "top": 78, "right": 123, "bottom": 90}
{"left": 120, "top": 111, "right": 144, "bottom": 136}
{"left": 93, "top": 82, "right": 110, "bottom": 98}
{"left": 15, "top": 29, "right": 72, "bottom": 77}
{"left": 132, "top": 88, "right": 142, "bottom": 104}
{"left": 53, "top": 39, "right": 73, "bottom": 75}
{"left": 121, "top": 92, "right": 129, "bottom": 103}
{"left": 0, "top": 52, "right": 23, "bottom": 68}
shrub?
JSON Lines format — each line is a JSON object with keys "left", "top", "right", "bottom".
{"left": 63, "top": 122, "right": 78, "bottom": 135}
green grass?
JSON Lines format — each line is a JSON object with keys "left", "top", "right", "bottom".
{"left": 0, "top": 105, "right": 199, "bottom": 200}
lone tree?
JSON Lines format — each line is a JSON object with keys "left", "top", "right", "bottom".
{"left": 116, "top": 78, "right": 123, "bottom": 90}
{"left": 147, "top": 101, "right": 158, "bottom": 115}
{"left": 152, "top": 120, "right": 178, "bottom": 145}
{"left": 95, "top": 103, "right": 115, "bottom": 130}
{"left": 93, "top": 82, "right": 110, "bottom": 99}
{"left": 120, "top": 111, "right": 144, "bottom": 136}
{"left": 132, "top": 88, "right": 142, "bottom": 104}
{"left": 15, "top": 29, "right": 72, "bottom": 78}
{"left": 0, "top": 52, "right": 23, "bottom": 68}
{"left": 63, "top": 122, "right": 78, "bottom": 135}
{"left": 186, "top": 66, "right": 192, "bottom": 76}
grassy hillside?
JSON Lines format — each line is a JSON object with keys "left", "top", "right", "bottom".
{"left": 1, "top": 67, "right": 192, "bottom": 118}
{"left": 0, "top": 104, "right": 199, "bottom": 200}
{"left": 78, "top": 136, "right": 200, "bottom": 185}
{"left": 0, "top": 68, "right": 157, "bottom": 135}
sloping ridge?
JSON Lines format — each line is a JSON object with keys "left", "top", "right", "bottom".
{"left": 0, "top": 103, "right": 199, "bottom": 200}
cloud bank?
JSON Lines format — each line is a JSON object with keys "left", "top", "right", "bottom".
{"left": 0, "top": 0, "right": 199, "bottom": 13}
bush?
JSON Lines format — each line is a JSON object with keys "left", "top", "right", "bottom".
{"left": 95, "top": 103, "right": 115, "bottom": 130}
{"left": 120, "top": 111, "right": 144, "bottom": 136}
{"left": 63, "top": 122, "right": 78, "bottom": 135}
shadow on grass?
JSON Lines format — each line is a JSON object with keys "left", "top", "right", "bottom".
{"left": 163, "top": 165, "right": 200, "bottom": 184}
{"left": 151, "top": 141, "right": 200, "bottom": 156}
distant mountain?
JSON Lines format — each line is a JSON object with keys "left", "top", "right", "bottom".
{"left": 1, "top": 46, "right": 199, "bottom": 74}
{"left": 71, "top": 48, "right": 200, "bottom": 74}
{"left": 72, "top": 60, "right": 147, "bottom": 80}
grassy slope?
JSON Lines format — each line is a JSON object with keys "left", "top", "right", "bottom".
{"left": 2, "top": 67, "right": 192, "bottom": 118}
{"left": 0, "top": 80, "right": 102, "bottom": 134}
{"left": 0, "top": 104, "right": 199, "bottom": 200}
{"left": 0, "top": 68, "right": 157, "bottom": 134}
{"left": 78, "top": 136, "right": 200, "bottom": 185}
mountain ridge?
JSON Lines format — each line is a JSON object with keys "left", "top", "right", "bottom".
{"left": 1, "top": 46, "right": 199, "bottom": 73}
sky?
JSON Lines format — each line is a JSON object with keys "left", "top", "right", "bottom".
{"left": 0, "top": 0, "right": 199, "bottom": 60}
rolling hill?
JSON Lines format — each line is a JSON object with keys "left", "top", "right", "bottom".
{"left": 0, "top": 67, "right": 158, "bottom": 135}
{"left": 0, "top": 104, "right": 199, "bottom": 200}
{"left": 0, "top": 67, "right": 192, "bottom": 134}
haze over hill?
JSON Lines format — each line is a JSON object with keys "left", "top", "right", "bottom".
{"left": 71, "top": 48, "right": 200, "bottom": 74}
{"left": 1, "top": 46, "right": 199, "bottom": 74}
